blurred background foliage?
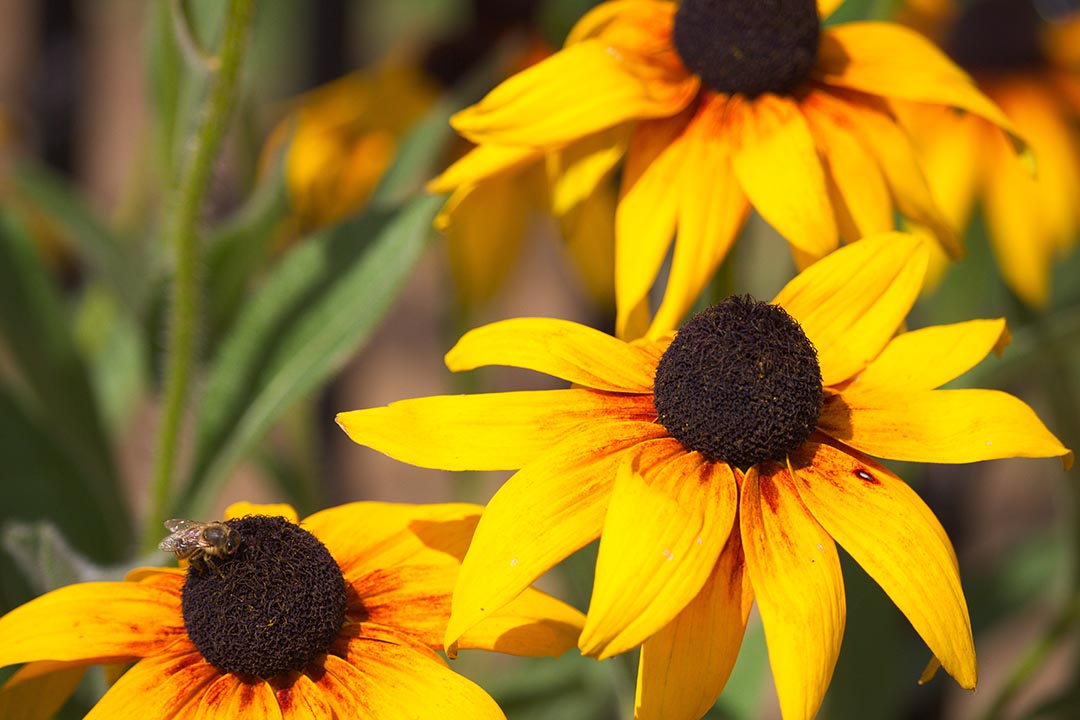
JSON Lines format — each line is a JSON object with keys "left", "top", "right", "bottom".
{"left": 0, "top": 0, "right": 1078, "bottom": 718}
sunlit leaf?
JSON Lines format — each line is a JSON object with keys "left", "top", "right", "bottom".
{"left": 180, "top": 192, "right": 442, "bottom": 518}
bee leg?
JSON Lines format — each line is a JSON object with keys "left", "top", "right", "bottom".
{"left": 206, "top": 555, "right": 227, "bottom": 581}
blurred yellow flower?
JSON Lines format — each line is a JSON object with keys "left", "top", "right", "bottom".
{"left": 0, "top": 502, "right": 583, "bottom": 719}
{"left": 899, "top": 0, "right": 1080, "bottom": 307}
{"left": 262, "top": 64, "right": 437, "bottom": 236}
{"left": 338, "top": 234, "right": 1072, "bottom": 720}
{"left": 432, "top": 0, "right": 1024, "bottom": 339}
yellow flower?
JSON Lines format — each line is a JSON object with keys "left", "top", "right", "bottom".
{"left": 898, "top": 0, "right": 1080, "bottom": 307}
{"left": 337, "top": 234, "right": 1072, "bottom": 720}
{"left": 262, "top": 64, "right": 437, "bottom": 236}
{"left": 432, "top": 40, "right": 621, "bottom": 310}
{"left": 0, "top": 502, "right": 584, "bottom": 719}
{"left": 431, "top": 0, "right": 1023, "bottom": 339}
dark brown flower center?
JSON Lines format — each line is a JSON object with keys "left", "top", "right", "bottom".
{"left": 181, "top": 516, "right": 347, "bottom": 678}
{"left": 653, "top": 296, "right": 823, "bottom": 470}
{"left": 945, "top": 0, "right": 1046, "bottom": 73}
{"left": 672, "top": 0, "right": 821, "bottom": 97}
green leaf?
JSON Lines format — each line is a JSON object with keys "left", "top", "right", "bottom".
{"left": 0, "top": 212, "right": 130, "bottom": 558}
{"left": 180, "top": 193, "right": 442, "bottom": 518}
{"left": 0, "top": 386, "right": 128, "bottom": 564}
{"left": 203, "top": 151, "right": 290, "bottom": 350}
{"left": 8, "top": 162, "right": 145, "bottom": 310}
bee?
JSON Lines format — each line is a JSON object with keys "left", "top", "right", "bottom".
{"left": 158, "top": 519, "right": 240, "bottom": 573}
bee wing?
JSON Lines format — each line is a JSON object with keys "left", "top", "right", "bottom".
{"left": 164, "top": 518, "right": 199, "bottom": 533}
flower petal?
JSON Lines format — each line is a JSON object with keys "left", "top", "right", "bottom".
{"left": 195, "top": 675, "right": 281, "bottom": 720}
{"left": 580, "top": 453, "right": 736, "bottom": 659}
{"left": 773, "top": 233, "right": 928, "bottom": 386}
{"left": 0, "top": 581, "right": 185, "bottom": 667}
{"left": 272, "top": 673, "right": 334, "bottom": 720}
{"left": 791, "top": 439, "right": 976, "bottom": 688}
{"left": 84, "top": 644, "right": 219, "bottom": 720}
{"left": 457, "top": 586, "right": 586, "bottom": 658}
{"left": 318, "top": 645, "right": 504, "bottom": 718}
{"left": 446, "top": 318, "right": 658, "bottom": 392}
{"left": 740, "top": 464, "right": 845, "bottom": 720}
{"left": 445, "top": 426, "right": 680, "bottom": 653}
{"left": 820, "top": 389, "right": 1073, "bottom": 468}
{"left": 224, "top": 502, "right": 298, "bottom": 523}
{"left": 336, "top": 389, "right": 656, "bottom": 470}
{"left": 899, "top": 103, "right": 983, "bottom": 238}
{"left": 428, "top": 143, "right": 541, "bottom": 193}
{"left": 438, "top": 170, "right": 535, "bottom": 308}
{"left": 635, "top": 524, "right": 753, "bottom": 720}
{"left": 303, "top": 501, "right": 482, "bottom": 574}
{"left": 616, "top": 112, "right": 693, "bottom": 338}
{"left": 801, "top": 90, "right": 894, "bottom": 243}
{"left": 728, "top": 94, "right": 838, "bottom": 258}
{"left": 846, "top": 319, "right": 1009, "bottom": 393}
{"left": 818, "top": 0, "right": 844, "bottom": 18}
{"left": 0, "top": 661, "right": 85, "bottom": 720}
{"left": 827, "top": 92, "right": 960, "bottom": 258}
{"left": 815, "top": 23, "right": 1024, "bottom": 151}
{"left": 451, "top": 39, "right": 696, "bottom": 148}
{"left": 650, "top": 96, "right": 749, "bottom": 337}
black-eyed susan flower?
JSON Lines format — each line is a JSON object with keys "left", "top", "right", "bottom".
{"left": 0, "top": 502, "right": 584, "bottom": 719}
{"left": 431, "top": 0, "right": 1026, "bottom": 338}
{"left": 261, "top": 64, "right": 437, "bottom": 236}
{"left": 337, "top": 234, "right": 1073, "bottom": 720}
{"left": 898, "top": 0, "right": 1080, "bottom": 307}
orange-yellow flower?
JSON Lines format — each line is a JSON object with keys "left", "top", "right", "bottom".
{"left": 431, "top": 0, "right": 1024, "bottom": 338}
{"left": 0, "top": 502, "right": 584, "bottom": 719}
{"left": 337, "top": 235, "right": 1072, "bottom": 720}
{"left": 898, "top": 0, "right": 1080, "bottom": 307}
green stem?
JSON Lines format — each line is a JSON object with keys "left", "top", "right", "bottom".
{"left": 143, "top": 0, "right": 257, "bottom": 551}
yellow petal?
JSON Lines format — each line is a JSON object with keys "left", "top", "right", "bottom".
{"left": 438, "top": 171, "right": 534, "bottom": 308}
{"left": 792, "top": 439, "right": 976, "bottom": 687}
{"left": 815, "top": 23, "right": 1025, "bottom": 152}
{"left": 635, "top": 525, "right": 754, "bottom": 720}
{"left": 820, "top": 389, "right": 1074, "bottom": 468}
{"left": 0, "top": 661, "right": 85, "bottom": 720}
{"left": 447, "top": 317, "right": 658, "bottom": 392}
{"left": 567, "top": 0, "right": 677, "bottom": 46}
{"left": 615, "top": 112, "right": 693, "bottom": 339}
{"left": 451, "top": 40, "right": 695, "bottom": 148}
{"left": 818, "top": 0, "right": 844, "bottom": 17}
{"left": 816, "top": 90, "right": 961, "bottom": 258}
{"left": 195, "top": 675, "right": 282, "bottom": 720}
{"left": 457, "top": 586, "right": 586, "bottom": 658}
{"left": 846, "top": 319, "right": 1009, "bottom": 393}
{"left": 303, "top": 501, "right": 483, "bottom": 573}
{"left": 773, "top": 233, "right": 929, "bottom": 386}
{"left": 649, "top": 96, "right": 749, "bottom": 337}
{"left": 336, "top": 389, "right": 656, "bottom": 470}
{"left": 84, "top": 644, "right": 219, "bottom": 720}
{"left": 580, "top": 453, "right": 737, "bottom": 658}
{"left": 740, "top": 464, "right": 845, "bottom": 720}
{"left": 548, "top": 123, "right": 630, "bottom": 217}
{"left": 319, "top": 644, "right": 504, "bottom": 718}
{"left": 428, "top": 143, "right": 541, "bottom": 193}
{"left": 801, "top": 90, "right": 894, "bottom": 243}
{"left": 729, "top": 94, "right": 838, "bottom": 258}
{"left": 899, "top": 103, "right": 983, "bottom": 236}
{"left": 273, "top": 673, "right": 334, "bottom": 720}
{"left": 993, "top": 81, "right": 1080, "bottom": 253}
{"left": 0, "top": 581, "right": 185, "bottom": 667}
{"left": 561, "top": 175, "right": 619, "bottom": 308}
{"left": 446, "top": 428, "right": 682, "bottom": 653}
{"left": 224, "top": 502, "right": 298, "bottom": 523}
